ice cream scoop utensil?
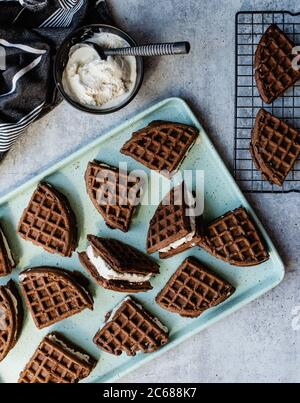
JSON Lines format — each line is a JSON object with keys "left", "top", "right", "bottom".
{"left": 85, "top": 41, "right": 190, "bottom": 59}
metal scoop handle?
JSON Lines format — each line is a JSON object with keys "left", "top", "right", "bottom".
{"left": 105, "top": 42, "right": 190, "bottom": 57}
{"left": 85, "top": 41, "right": 190, "bottom": 59}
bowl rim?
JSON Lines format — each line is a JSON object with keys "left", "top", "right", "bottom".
{"left": 54, "top": 24, "right": 144, "bottom": 115}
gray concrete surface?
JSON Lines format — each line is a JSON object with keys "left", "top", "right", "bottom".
{"left": 0, "top": 0, "right": 299, "bottom": 383}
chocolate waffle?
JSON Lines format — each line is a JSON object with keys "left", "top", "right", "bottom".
{"left": 156, "top": 257, "right": 235, "bottom": 318}
{"left": 18, "top": 333, "right": 96, "bottom": 383}
{"left": 17, "top": 183, "right": 78, "bottom": 257}
{"left": 250, "top": 109, "right": 300, "bottom": 186}
{"left": 0, "top": 223, "right": 16, "bottom": 277}
{"left": 121, "top": 121, "right": 199, "bottom": 177}
{"left": 0, "top": 281, "right": 23, "bottom": 362}
{"left": 255, "top": 24, "right": 300, "bottom": 104}
{"left": 19, "top": 267, "right": 93, "bottom": 329}
{"left": 79, "top": 235, "right": 159, "bottom": 293}
{"left": 199, "top": 208, "right": 269, "bottom": 267}
{"left": 147, "top": 183, "right": 204, "bottom": 259}
{"left": 93, "top": 297, "right": 169, "bottom": 356}
{"left": 85, "top": 161, "right": 143, "bottom": 232}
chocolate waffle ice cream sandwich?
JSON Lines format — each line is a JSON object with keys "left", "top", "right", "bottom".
{"left": 17, "top": 182, "right": 78, "bottom": 257}
{"left": 199, "top": 208, "right": 269, "bottom": 267}
{"left": 255, "top": 24, "right": 300, "bottom": 104}
{"left": 0, "top": 281, "right": 23, "bottom": 362}
{"left": 0, "top": 222, "right": 16, "bottom": 277}
{"left": 19, "top": 267, "right": 93, "bottom": 329}
{"left": 93, "top": 296, "right": 169, "bottom": 356}
{"left": 156, "top": 257, "right": 235, "bottom": 318}
{"left": 147, "top": 183, "right": 204, "bottom": 259}
{"left": 79, "top": 235, "right": 159, "bottom": 293}
{"left": 250, "top": 109, "right": 300, "bottom": 186}
{"left": 18, "top": 333, "right": 96, "bottom": 383}
{"left": 121, "top": 121, "right": 199, "bottom": 178}
{"left": 85, "top": 160, "right": 143, "bottom": 232}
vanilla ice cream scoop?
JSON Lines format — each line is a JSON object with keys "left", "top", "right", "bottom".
{"left": 62, "top": 33, "right": 137, "bottom": 109}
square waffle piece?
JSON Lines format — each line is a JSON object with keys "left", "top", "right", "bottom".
{"left": 0, "top": 281, "right": 23, "bottom": 362}
{"left": 19, "top": 267, "right": 93, "bottom": 329}
{"left": 121, "top": 121, "right": 199, "bottom": 178}
{"left": 0, "top": 223, "right": 15, "bottom": 277}
{"left": 255, "top": 24, "right": 300, "bottom": 104}
{"left": 199, "top": 208, "right": 269, "bottom": 267}
{"left": 85, "top": 161, "right": 143, "bottom": 232}
{"left": 79, "top": 235, "right": 159, "bottom": 293}
{"left": 18, "top": 333, "right": 96, "bottom": 383}
{"left": 17, "top": 183, "right": 78, "bottom": 257}
{"left": 250, "top": 109, "right": 300, "bottom": 186}
{"left": 156, "top": 257, "right": 235, "bottom": 318}
{"left": 93, "top": 297, "right": 169, "bottom": 356}
{"left": 147, "top": 182, "right": 204, "bottom": 259}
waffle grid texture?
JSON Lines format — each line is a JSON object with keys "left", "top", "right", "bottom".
{"left": 0, "top": 225, "right": 15, "bottom": 277}
{"left": 251, "top": 109, "right": 300, "bottom": 186}
{"left": 201, "top": 208, "right": 269, "bottom": 266}
{"left": 20, "top": 268, "right": 93, "bottom": 329}
{"left": 85, "top": 161, "right": 142, "bottom": 232}
{"left": 255, "top": 24, "right": 300, "bottom": 104}
{"left": 121, "top": 122, "right": 198, "bottom": 177}
{"left": 0, "top": 286, "right": 15, "bottom": 362}
{"left": 18, "top": 335, "right": 94, "bottom": 383}
{"left": 17, "top": 183, "right": 77, "bottom": 257}
{"left": 147, "top": 183, "right": 192, "bottom": 254}
{"left": 156, "top": 257, "right": 235, "bottom": 318}
{"left": 93, "top": 298, "right": 168, "bottom": 356}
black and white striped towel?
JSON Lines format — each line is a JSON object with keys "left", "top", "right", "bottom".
{"left": 0, "top": 0, "right": 113, "bottom": 160}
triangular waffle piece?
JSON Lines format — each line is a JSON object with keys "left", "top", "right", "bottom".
{"left": 19, "top": 267, "right": 93, "bottom": 329}
{"left": 159, "top": 212, "right": 204, "bottom": 259}
{"left": 199, "top": 208, "right": 269, "bottom": 267}
{"left": 17, "top": 182, "right": 78, "bottom": 257}
{"left": 156, "top": 257, "right": 235, "bottom": 318}
{"left": 250, "top": 109, "right": 300, "bottom": 186}
{"left": 0, "top": 223, "right": 16, "bottom": 277}
{"left": 121, "top": 121, "right": 199, "bottom": 177}
{"left": 18, "top": 333, "right": 96, "bottom": 383}
{"left": 85, "top": 161, "right": 143, "bottom": 232}
{"left": 0, "top": 281, "right": 23, "bottom": 362}
{"left": 93, "top": 297, "right": 169, "bottom": 356}
{"left": 147, "top": 183, "right": 204, "bottom": 259}
{"left": 255, "top": 24, "right": 300, "bottom": 104}
{"left": 79, "top": 235, "right": 159, "bottom": 293}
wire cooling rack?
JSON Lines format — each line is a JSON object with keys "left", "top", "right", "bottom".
{"left": 235, "top": 11, "right": 300, "bottom": 193}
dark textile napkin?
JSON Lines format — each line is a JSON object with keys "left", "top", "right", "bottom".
{"left": 0, "top": 0, "right": 114, "bottom": 161}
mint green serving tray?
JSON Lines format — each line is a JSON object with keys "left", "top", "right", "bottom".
{"left": 0, "top": 98, "right": 284, "bottom": 383}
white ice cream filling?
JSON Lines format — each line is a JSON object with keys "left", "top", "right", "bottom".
{"left": 159, "top": 190, "right": 197, "bottom": 253}
{"left": 62, "top": 32, "right": 137, "bottom": 109}
{"left": 86, "top": 245, "right": 152, "bottom": 283}
{"left": 0, "top": 229, "right": 15, "bottom": 267}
